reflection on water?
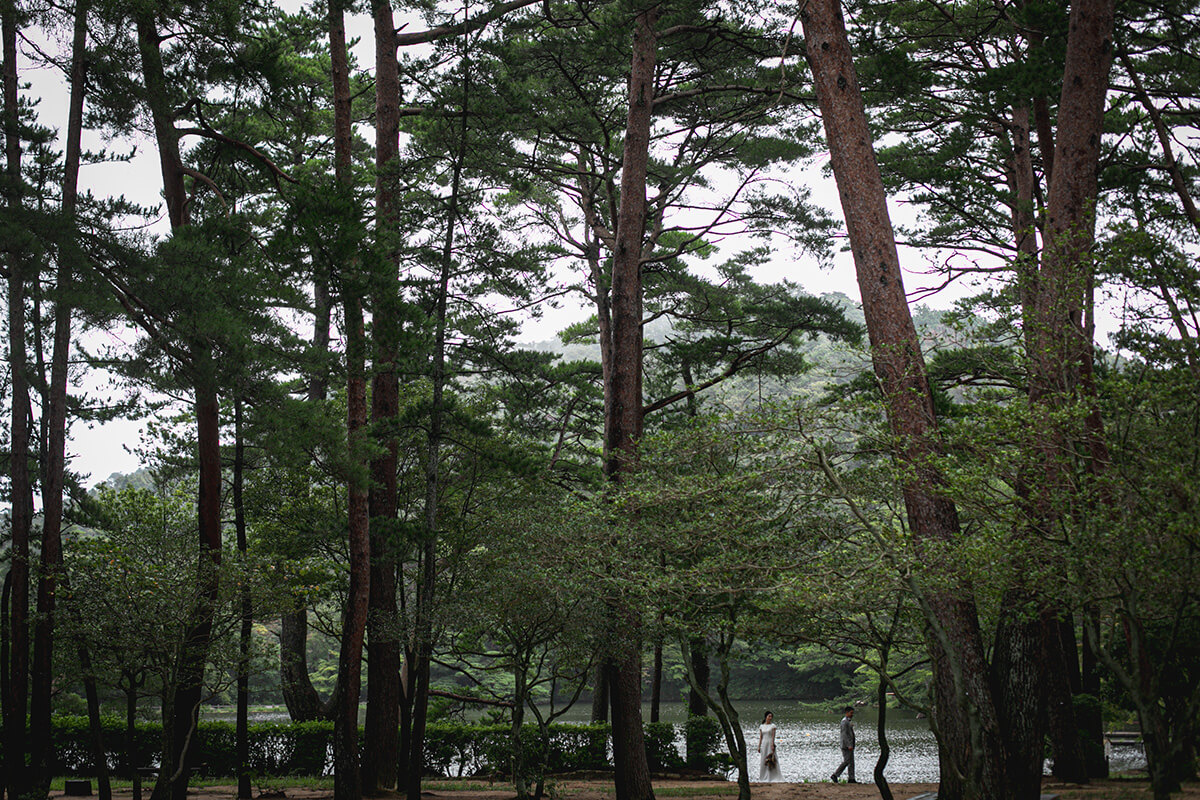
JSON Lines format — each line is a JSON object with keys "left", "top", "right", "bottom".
{"left": 736, "top": 705, "right": 939, "bottom": 783}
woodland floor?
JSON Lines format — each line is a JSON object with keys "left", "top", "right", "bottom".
{"left": 50, "top": 775, "right": 1199, "bottom": 800}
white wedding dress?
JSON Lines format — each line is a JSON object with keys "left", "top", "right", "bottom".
{"left": 758, "top": 723, "right": 783, "bottom": 781}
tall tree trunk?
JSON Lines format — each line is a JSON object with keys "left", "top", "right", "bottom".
{"left": 398, "top": 660, "right": 414, "bottom": 785}
{"left": 686, "top": 638, "right": 708, "bottom": 718}
{"left": 280, "top": 610, "right": 329, "bottom": 721}
{"left": 334, "top": 299, "right": 371, "bottom": 800}
{"left": 650, "top": 639, "right": 663, "bottom": 724}
{"left": 991, "top": 604, "right": 1049, "bottom": 798}
{"left": 685, "top": 635, "right": 710, "bottom": 766}
{"left": 234, "top": 399, "right": 253, "bottom": 800}
{"left": 365, "top": 527, "right": 400, "bottom": 793}
{"left": 32, "top": 0, "right": 91, "bottom": 789}
{"left": 1006, "top": 53, "right": 1081, "bottom": 795}
{"left": 798, "top": 3, "right": 1010, "bottom": 799}
{"left": 364, "top": 0, "right": 403, "bottom": 789}
{"left": 610, "top": 618, "right": 653, "bottom": 800}
{"left": 682, "top": 635, "right": 749, "bottom": 800}
{"left": 590, "top": 667, "right": 610, "bottom": 724}
{"left": 604, "top": 9, "right": 658, "bottom": 800}
{"left": 150, "top": 375, "right": 223, "bottom": 800}
{"left": 1079, "top": 608, "right": 1107, "bottom": 777}
{"left": 579, "top": 156, "right": 614, "bottom": 729}
{"left": 1031, "top": 0, "right": 1115, "bottom": 407}
{"left": 512, "top": 669, "right": 529, "bottom": 799}
{"left": 1044, "top": 617, "right": 1088, "bottom": 781}
{"left": 134, "top": 12, "right": 186, "bottom": 229}
{"left": 874, "top": 676, "right": 893, "bottom": 800}
{"left": 133, "top": 15, "right": 225, "bottom": 799}
{"left": 329, "top": 2, "right": 371, "bottom": 798}
{"left": 1006, "top": 103, "right": 1039, "bottom": 319}
{"left": 1008, "top": 97, "right": 1089, "bottom": 791}
{"left": 1024, "top": 0, "right": 1116, "bottom": 788}
{"left": 3, "top": 3, "right": 34, "bottom": 796}
{"left": 1, "top": 574, "right": 9, "bottom": 800}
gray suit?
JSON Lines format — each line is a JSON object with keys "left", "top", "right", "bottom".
{"left": 832, "top": 714, "right": 855, "bottom": 782}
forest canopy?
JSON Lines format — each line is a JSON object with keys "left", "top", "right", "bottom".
{"left": 2, "top": 1, "right": 1198, "bottom": 800}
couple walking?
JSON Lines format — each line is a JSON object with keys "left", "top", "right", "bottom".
{"left": 756, "top": 706, "right": 858, "bottom": 784}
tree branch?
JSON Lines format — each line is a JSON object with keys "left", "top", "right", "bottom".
{"left": 394, "top": 0, "right": 540, "bottom": 46}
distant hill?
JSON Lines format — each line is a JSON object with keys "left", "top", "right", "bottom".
{"left": 94, "top": 467, "right": 156, "bottom": 492}
{"left": 513, "top": 292, "right": 956, "bottom": 407}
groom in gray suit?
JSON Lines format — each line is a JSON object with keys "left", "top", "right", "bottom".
{"left": 831, "top": 706, "right": 856, "bottom": 783}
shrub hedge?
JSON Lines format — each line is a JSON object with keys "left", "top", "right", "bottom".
{"left": 38, "top": 715, "right": 716, "bottom": 779}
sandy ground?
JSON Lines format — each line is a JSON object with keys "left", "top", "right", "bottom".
{"left": 50, "top": 775, "right": 1199, "bottom": 800}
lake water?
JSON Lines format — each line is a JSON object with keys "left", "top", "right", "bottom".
{"left": 213, "top": 699, "right": 1146, "bottom": 782}
{"left": 555, "top": 700, "right": 1147, "bottom": 784}
{"left": 632, "top": 701, "right": 941, "bottom": 783}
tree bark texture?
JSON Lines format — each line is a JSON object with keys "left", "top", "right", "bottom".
{"left": 610, "top": 613, "right": 655, "bottom": 800}
{"left": 153, "top": 377, "right": 223, "bottom": 800}
{"left": 1044, "top": 618, "right": 1088, "bottom": 782}
{"left": 31, "top": 0, "right": 91, "bottom": 783}
{"left": 132, "top": 16, "right": 226, "bottom": 798}
{"left": 604, "top": 5, "right": 655, "bottom": 482}
{"left": 135, "top": 12, "right": 187, "bottom": 228}
{"left": 3, "top": 4, "right": 34, "bottom": 795}
{"left": 798, "top": 2, "right": 1011, "bottom": 798}
{"left": 1030, "top": 0, "right": 1115, "bottom": 405}
{"left": 991, "top": 603, "right": 1048, "bottom": 798}
{"left": 280, "top": 610, "right": 330, "bottom": 722}
{"left": 1005, "top": 103, "right": 1039, "bottom": 323}
{"left": 363, "top": 0, "right": 403, "bottom": 788}
{"left": 364, "top": 548, "right": 400, "bottom": 792}
{"left": 330, "top": 1, "right": 371, "bottom": 796}
{"left": 650, "top": 640, "right": 663, "bottom": 723}
{"left": 603, "top": 10, "right": 658, "bottom": 800}
{"left": 1022, "top": 1, "right": 1115, "bottom": 787}
{"left": 590, "top": 666, "right": 610, "bottom": 724}
{"left": 335, "top": 292, "right": 371, "bottom": 800}
{"left": 1080, "top": 608, "right": 1108, "bottom": 777}
{"left": 687, "top": 643, "right": 710, "bottom": 715}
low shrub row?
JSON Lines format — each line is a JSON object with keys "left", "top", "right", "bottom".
{"left": 48, "top": 716, "right": 332, "bottom": 777}
{"left": 39, "top": 714, "right": 724, "bottom": 779}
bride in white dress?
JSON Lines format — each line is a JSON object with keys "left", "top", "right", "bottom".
{"left": 757, "top": 711, "right": 783, "bottom": 781}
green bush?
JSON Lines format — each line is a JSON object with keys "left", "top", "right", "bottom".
{"left": 49, "top": 715, "right": 160, "bottom": 775}
{"left": 644, "top": 722, "right": 684, "bottom": 772}
{"left": 545, "top": 723, "right": 610, "bottom": 772}
{"left": 684, "top": 715, "right": 724, "bottom": 772}
{"left": 425, "top": 723, "right": 508, "bottom": 777}
{"left": 45, "top": 716, "right": 330, "bottom": 777}
{"left": 39, "top": 715, "right": 710, "bottom": 779}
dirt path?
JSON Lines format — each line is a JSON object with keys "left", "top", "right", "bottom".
{"left": 52, "top": 776, "right": 1196, "bottom": 800}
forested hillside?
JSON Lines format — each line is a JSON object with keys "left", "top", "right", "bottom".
{"left": 2, "top": 1, "right": 1198, "bottom": 800}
